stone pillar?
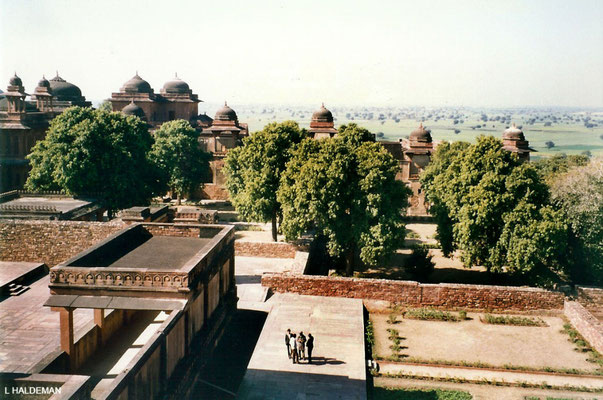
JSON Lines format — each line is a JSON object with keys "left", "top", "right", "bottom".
{"left": 94, "top": 308, "right": 106, "bottom": 345}
{"left": 59, "top": 307, "right": 75, "bottom": 370}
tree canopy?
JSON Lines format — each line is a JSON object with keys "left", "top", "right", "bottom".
{"left": 549, "top": 157, "right": 603, "bottom": 285}
{"left": 26, "top": 106, "right": 161, "bottom": 214}
{"left": 278, "top": 124, "right": 410, "bottom": 275}
{"left": 223, "top": 121, "right": 305, "bottom": 241}
{"left": 149, "top": 120, "right": 210, "bottom": 204}
{"left": 420, "top": 136, "right": 569, "bottom": 284}
{"left": 532, "top": 153, "right": 589, "bottom": 185}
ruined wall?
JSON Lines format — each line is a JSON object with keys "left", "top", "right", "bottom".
{"left": 234, "top": 241, "right": 298, "bottom": 258}
{"left": 261, "top": 274, "right": 565, "bottom": 311}
{"left": 200, "top": 184, "right": 229, "bottom": 200}
{"left": 564, "top": 301, "right": 603, "bottom": 354}
{"left": 142, "top": 223, "right": 219, "bottom": 238}
{"left": 577, "top": 286, "right": 603, "bottom": 308}
{"left": 0, "top": 220, "right": 125, "bottom": 267}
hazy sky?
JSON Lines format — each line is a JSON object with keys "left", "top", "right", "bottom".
{"left": 1, "top": 0, "right": 602, "bottom": 107}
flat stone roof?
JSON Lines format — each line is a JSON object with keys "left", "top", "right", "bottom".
{"left": 49, "top": 223, "right": 235, "bottom": 298}
{"left": 104, "top": 236, "right": 210, "bottom": 270}
{"left": 2, "top": 196, "right": 91, "bottom": 213}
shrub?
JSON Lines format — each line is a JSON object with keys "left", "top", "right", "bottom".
{"left": 387, "top": 313, "right": 398, "bottom": 325}
{"left": 404, "top": 307, "right": 458, "bottom": 322}
{"left": 482, "top": 314, "right": 547, "bottom": 327}
{"left": 458, "top": 310, "right": 467, "bottom": 320}
{"left": 366, "top": 320, "right": 375, "bottom": 353}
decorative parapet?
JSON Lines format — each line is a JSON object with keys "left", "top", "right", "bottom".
{"left": 49, "top": 268, "right": 190, "bottom": 290}
{"left": 0, "top": 204, "right": 59, "bottom": 213}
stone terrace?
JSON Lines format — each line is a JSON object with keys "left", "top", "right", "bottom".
{"left": 0, "top": 275, "right": 93, "bottom": 373}
{"left": 238, "top": 293, "right": 367, "bottom": 400}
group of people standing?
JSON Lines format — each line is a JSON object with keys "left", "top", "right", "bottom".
{"left": 285, "top": 329, "right": 314, "bottom": 364}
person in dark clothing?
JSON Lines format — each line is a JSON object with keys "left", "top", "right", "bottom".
{"left": 306, "top": 333, "right": 314, "bottom": 364}
{"left": 285, "top": 329, "right": 292, "bottom": 358}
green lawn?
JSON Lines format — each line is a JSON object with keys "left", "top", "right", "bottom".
{"left": 373, "top": 386, "right": 473, "bottom": 400}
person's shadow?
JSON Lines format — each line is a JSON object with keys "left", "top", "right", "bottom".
{"left": 306, "top": 356, "right": 345, "bottom": 366}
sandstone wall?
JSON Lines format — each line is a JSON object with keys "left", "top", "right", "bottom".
{"left": 0, "top": 220, "right": 125, "bottom": 267}
{"left": 235, "top": 241, "right": 298, "bottom": 258}
{"left": 564, "top": 301, "right": 603, "bottom": 354}
{"left": 577, "top": 286, "right": 603, "bottom": 308}
{"left": 261, "top": 274, "right": 565, "bottom": 311}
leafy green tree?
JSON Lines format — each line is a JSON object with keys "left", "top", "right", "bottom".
{"left": 421, "top": 135, "right": 569, "bottom": 283}
{"left": 149, "top": 120, "right": 210, "bottom": 204}
{"left": 420, "top": 141, "right": 470, "bottom": 255}
{"left": 97, "top": 100, "right": 113, "bottom": 113}
{"left": 532, "top": 153, "right": 589, "bottom": 185}
{"left": 223, "top": 121, "right": 305, "bottom": 241}
{"left": 550, "top": 157, "right": 603, "bottom": 285}
{"left": 26, "top": 106, "right": 160, "bottom": 216}
{"left": 278, "top": 126, "right": 410, "bottom": 275}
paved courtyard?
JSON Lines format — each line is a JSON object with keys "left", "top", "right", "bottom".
{"left": 238, "top": 293, "right": 367, "bottom": 400}
{"left": 0, "top": 275, "right": 93, "bottom": 373}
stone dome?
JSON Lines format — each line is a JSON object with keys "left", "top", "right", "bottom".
{"left": 162, "top": 75, "right": 190, "bottom": 94}
{"left": 37, "top": 76, "right": 50, "bottom": 88}
{"left": 49, "top": 74, "right": 83, "bottom": 100}
{"left": 214, "top": 102, "right": 238, "bottom": 122}
{"left": 311, "top": 103, "right": 333, "bottom": 123}
{"left": 122, "top": 101, "right": 146, "bottom": 119}
{"left": 121, "top": 73, "right": 152, "bottom": 94}
{"left": 193, "top": 112, "right": 214, "bottom": 126}
{"left": 410, "top": 123, "right": 432, "bottom": 142}
{"left": 503, "top": 123, "right": 525, "bottom": 141}
{"left": 9, "top": 73, "right": 22, "bottom": 87}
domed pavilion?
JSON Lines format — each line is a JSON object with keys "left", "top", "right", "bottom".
{"left": 109, "top": 73, "right": 199, "bottom": 127}
{"left": 502, "top": 123, "right": 535, "bottom": 162}
{"left": 308, "top": 103, "right": 338, "bottom": 139}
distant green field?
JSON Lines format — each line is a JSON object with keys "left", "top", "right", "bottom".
{"left": 236, "top": 109, "right": 603, "bottom": 158}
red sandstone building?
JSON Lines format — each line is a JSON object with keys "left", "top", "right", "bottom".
{"left": 109, "top": 74, "right": 248, "bottom": 200}
{"left": 199, "top": 102, "right": 249, "bottom": 199}
{"left": 0, "top": 73, "right": 91, "bottom": 193}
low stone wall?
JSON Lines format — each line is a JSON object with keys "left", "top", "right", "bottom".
{"left": 261, "top": 274, "right": 566, "bottom": 311}
{"left": 564, "top": 301, "right": 603, "bottom": 354}
{"left": 143, "top": 223, "right": 222, "bottom": 238}
{"left": 0, "top": 220, "right": 125, "bottom": 267}
{"left": 235, "top": 241, "right": 298, "bottom": 258}
{"left": 577, "top": 286, "right": 603, "bottom": 308}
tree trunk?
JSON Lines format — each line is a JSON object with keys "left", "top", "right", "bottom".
{"left": 345, "top": 247, "right": 355, "bottom": 276}
{"left": 177, "top": 192, "right": 182, "bottom": 206}
{"left": 271, "top": 211, "right": 278, "bottom": 242}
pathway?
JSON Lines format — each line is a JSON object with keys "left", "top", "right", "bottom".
{"left": 238, "top": 293, "right": 367, "bottom": 400}
{"left": 378, "top": 361, "right": 603, "bottom": 390}
{"left": 375, "top": 376, "right": 603, "bottom": 400}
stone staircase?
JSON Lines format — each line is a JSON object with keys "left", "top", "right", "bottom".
{"left": 8, "top": 283, "right": 30, "bottom": 296}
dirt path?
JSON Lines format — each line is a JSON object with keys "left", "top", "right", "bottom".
{"left": 378, "top": 361, "right": 603, "bottom": 390}
{"left": 375, "top": 376, "right": 603, "bottom": 400}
